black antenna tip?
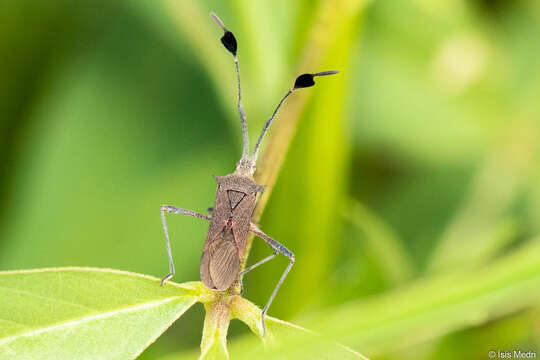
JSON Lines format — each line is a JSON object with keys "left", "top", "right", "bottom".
{"left": 210, "top": 12, "right": 237, "bottom": 56}
{"left": 293, "top": 70, "right": 339, "bottom": 89}
{"left": 221, "top": 31, "right": 237, "bottom": 56}
{"left": 293, "top": 74, "right": 315, "bottom": 89}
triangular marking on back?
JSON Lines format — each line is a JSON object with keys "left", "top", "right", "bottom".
{"left": 227, "top": 190, "right": 246, "bottom": 210}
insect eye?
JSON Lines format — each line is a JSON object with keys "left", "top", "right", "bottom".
{"left": 293, "top": 74, "right": 315, "bottom": 89}
{"left": 221, "top": 31, "right": 237, "bottom": 56}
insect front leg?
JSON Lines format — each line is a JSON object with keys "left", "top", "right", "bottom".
{"left": 160, "top": 205, "right": 211, "bottom": 286}
{"left": 249, "top": 223, "right": 295, "bottom": 336}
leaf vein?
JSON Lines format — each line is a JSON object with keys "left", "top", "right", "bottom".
{"left": 0, "top": 296, "right": 189, "bottom": 346}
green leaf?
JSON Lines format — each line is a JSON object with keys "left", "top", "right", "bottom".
{"left": 301, "top": 237, "right": 540, "bottom": 357}
{"left": 0, "top": 268, "right": 200, "bottom": 360}
{"left": 229, "top": 314, "right": 369, "bottom": 360}
{"left": 162, "top": 295, "right": 368, "bottom": 360}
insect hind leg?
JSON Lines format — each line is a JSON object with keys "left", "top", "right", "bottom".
{"left": 160, "top": 205, "right": 210, "bottom": 286}
{"left": 249, "top": 223, "right": 295, "bottom": 336}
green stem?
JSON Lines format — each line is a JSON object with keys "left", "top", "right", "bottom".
{"left": 240, "top": 0, "right": 370, "bottom": 271}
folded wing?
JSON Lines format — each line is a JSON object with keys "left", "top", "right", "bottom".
{"left": 200, "top": 228, "right": 240, "bottom": 291}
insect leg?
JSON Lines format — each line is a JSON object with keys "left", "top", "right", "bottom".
{"left": 160, "top": 205, "right": 210, "bottom": 286}
{"left": 237, "top": 250, "right": 278, "bottom": 294}
{"left": 249, "top": 223, "right": 295, "bottom": 336}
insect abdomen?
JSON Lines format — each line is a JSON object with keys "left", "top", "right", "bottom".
{"left": 200, "top": 229, "right": 240, "bottom": 290}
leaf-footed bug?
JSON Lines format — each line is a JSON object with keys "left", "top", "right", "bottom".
{"left": 159, "top": 12, "right": 338, "bottom": 335}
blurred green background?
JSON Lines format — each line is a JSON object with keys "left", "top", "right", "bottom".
{"left": 1, "top": 0, "right": 539, "bottom": 359}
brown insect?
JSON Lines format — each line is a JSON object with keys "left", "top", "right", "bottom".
{"left": 159, "top": 12, "right": 338, "bottom": 334}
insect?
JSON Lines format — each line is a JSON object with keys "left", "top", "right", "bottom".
{"left": 160, "top": 12, "right": 338, "bottom": 334}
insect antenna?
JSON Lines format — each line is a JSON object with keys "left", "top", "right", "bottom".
{"left": 251, "top": 70, "right": 339, "bottom": 163}
{"left": 210, "top": 12, "right": 250, "bottom": 164}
